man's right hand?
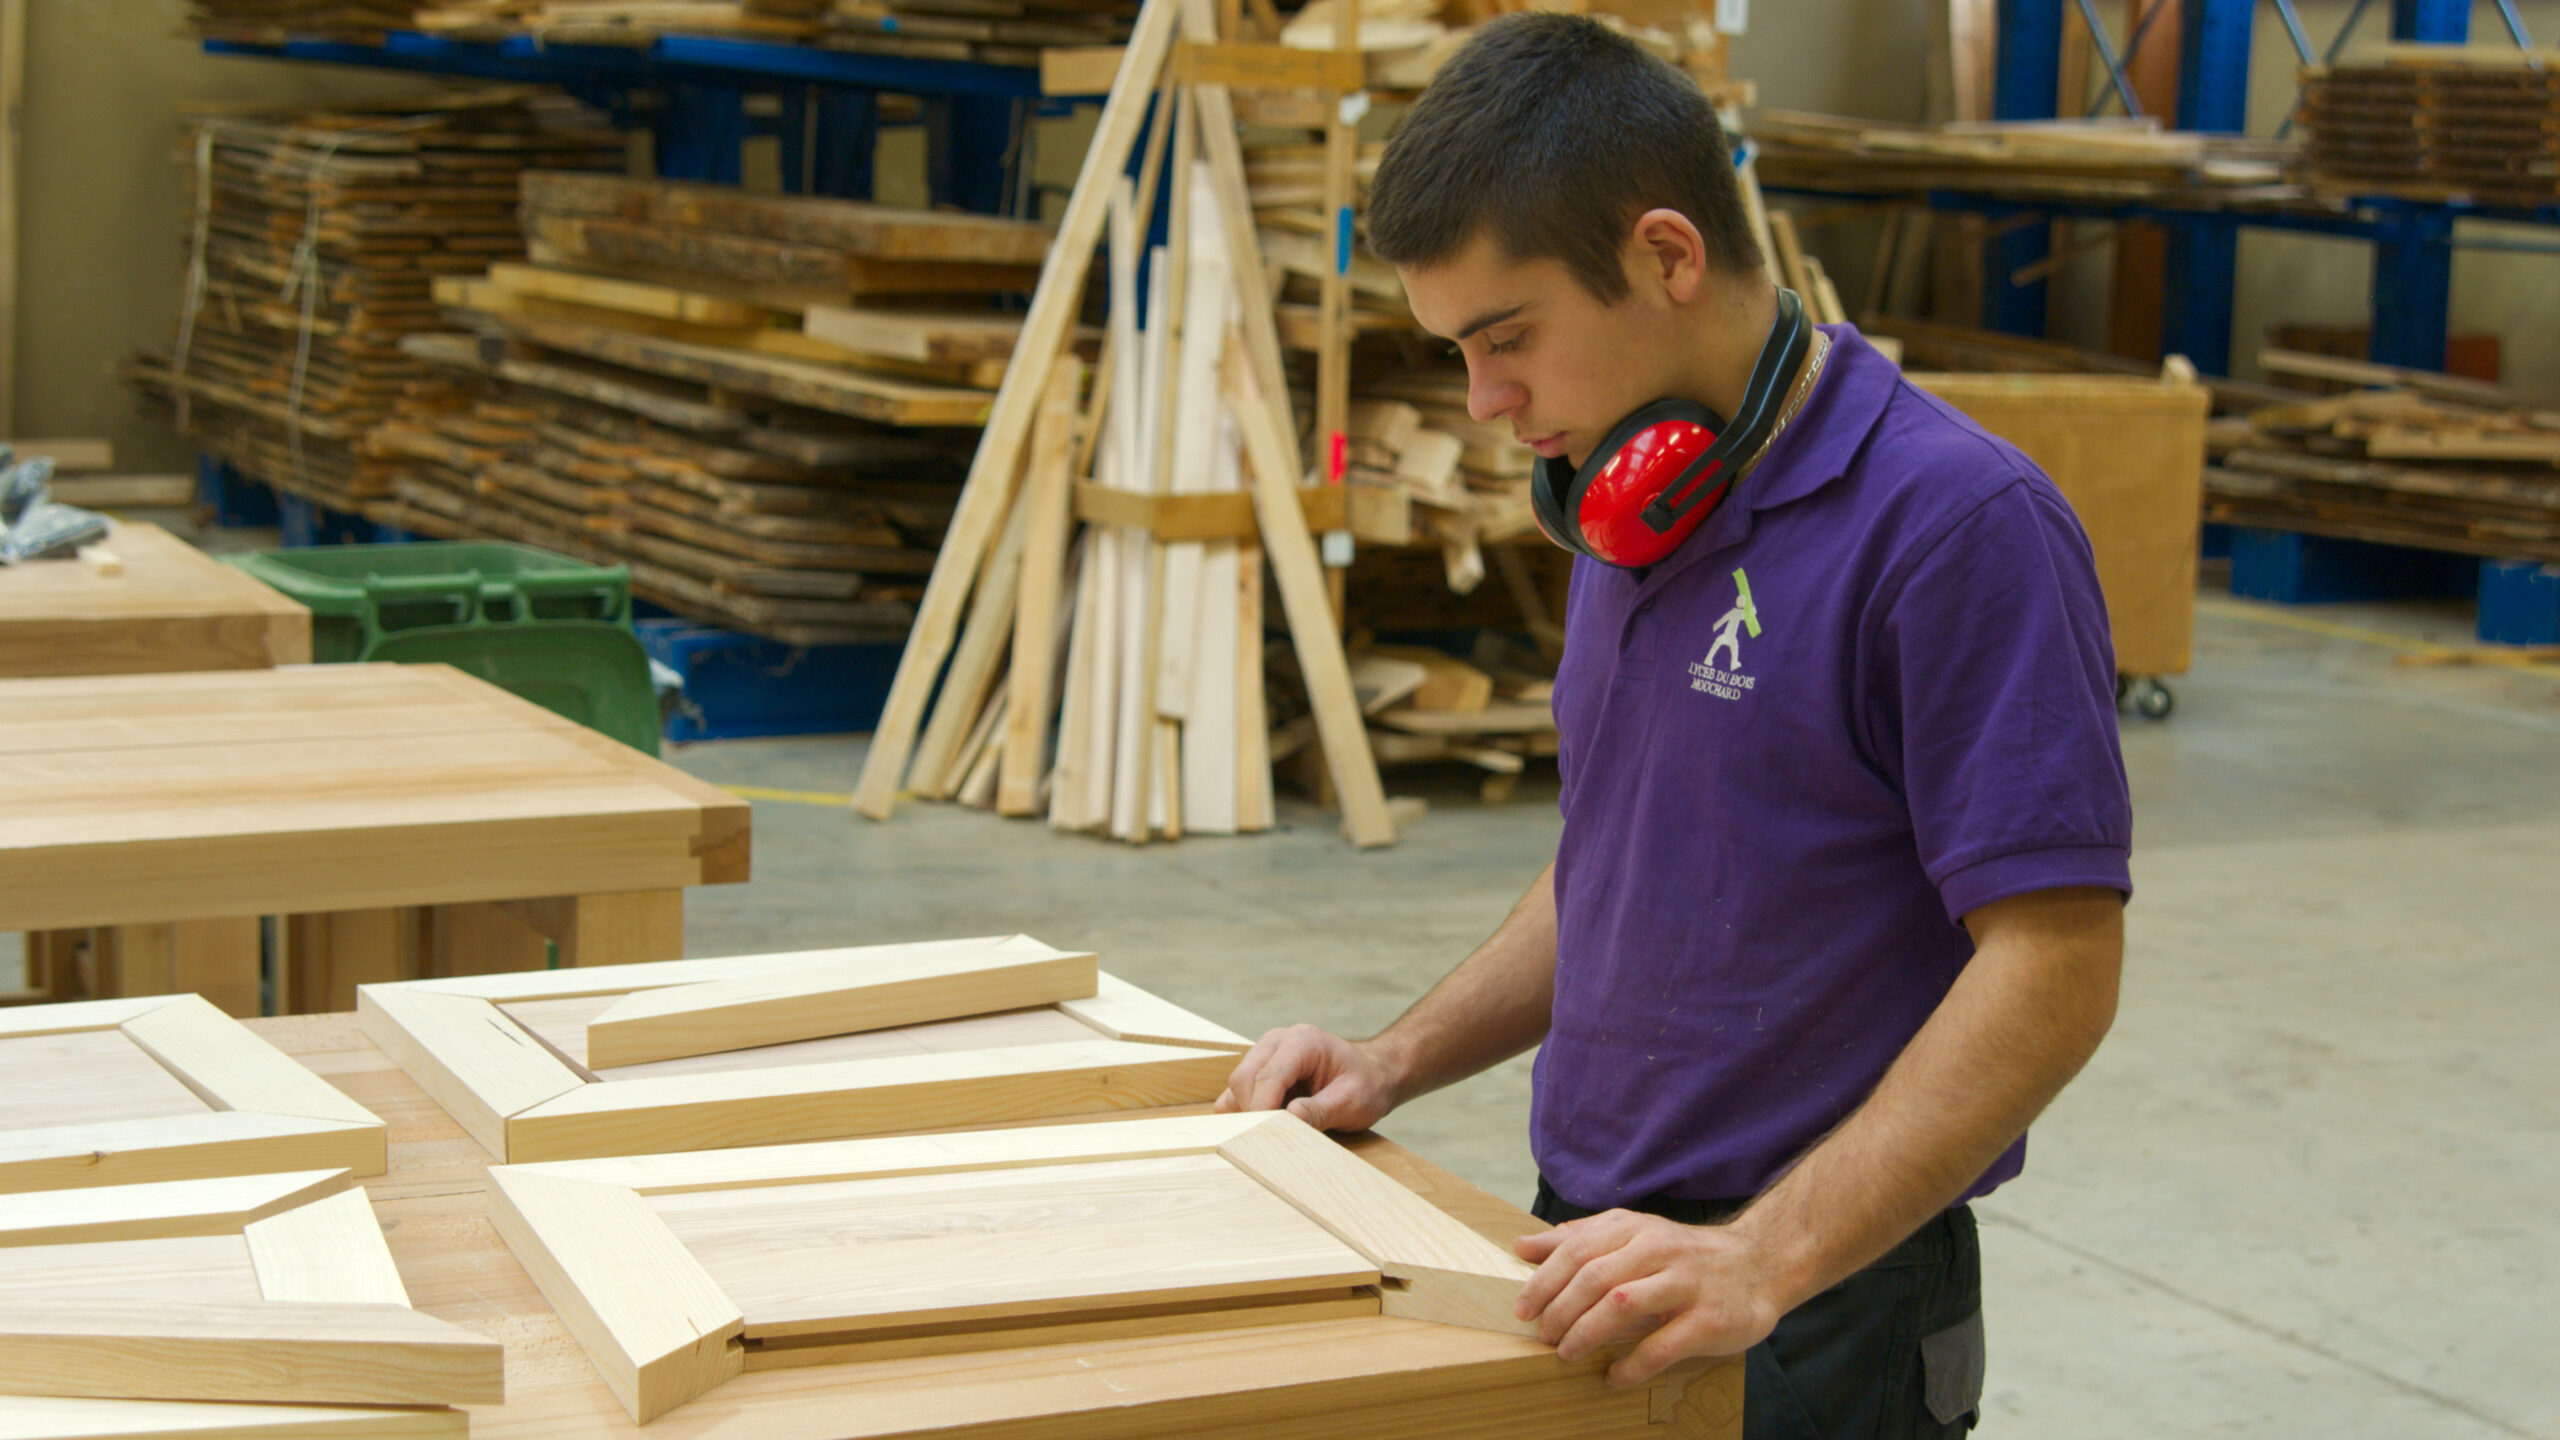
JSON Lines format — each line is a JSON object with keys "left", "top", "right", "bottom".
{"left": 1213, "top": 1024, "right": 1404, "bottom": 1132}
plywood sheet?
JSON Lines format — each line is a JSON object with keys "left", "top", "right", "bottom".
{"left": 0, "top": 1031, "right": 212, "bottom": 1130}
{"left": 648, "top": 1154, "right": 1380, "bottom": 1340}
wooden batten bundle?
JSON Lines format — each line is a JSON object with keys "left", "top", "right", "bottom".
{"left": 853, "top": 0, "right": 1392, "bottom": 846}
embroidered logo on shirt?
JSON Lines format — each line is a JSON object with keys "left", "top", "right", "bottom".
{"left": 1689, "top": 568, "right": 1762, "bottom": 701}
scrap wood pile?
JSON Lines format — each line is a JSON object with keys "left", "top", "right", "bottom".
{"left": 852, "top": 0, "right": 1398, "bottom": 847}
{"left": 2206, "top": 349, "right": 2560, "bottom": 562}
{"left": 122, "top": 90, "right": 623, "bottom": 512}
{"left": 382, "top": 170, "right": 1056, "bottom": 642}
{"left": 191, "top": 0, "right": 1128, "bottom": 53}
{"left": 1271, "top": 0, "right": 1737, "bottom": 96}
{"left": 823, "top": 0, "right": 1136, "bottom": 65}
{"left": 1747, "top": 111, "right": 2299, "bottom": 204}
{"left": 2300, "top": 44, "right": 2560, "bottom": 208}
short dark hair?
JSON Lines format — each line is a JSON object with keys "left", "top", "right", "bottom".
{"left": 1365, "top": 12, "right": 1761, "bottom": 303}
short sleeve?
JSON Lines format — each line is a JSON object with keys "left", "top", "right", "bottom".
{"left": 1870, "top": 478, "right": 2133, "bottom": 922}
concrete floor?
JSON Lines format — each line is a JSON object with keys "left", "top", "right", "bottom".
{"left": 664, "top": 588, "right": 2560, "bottom": 1440}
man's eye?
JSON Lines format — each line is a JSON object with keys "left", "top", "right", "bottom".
{"left": 1487, "top": 334, "right": 1523, "bottom": 356}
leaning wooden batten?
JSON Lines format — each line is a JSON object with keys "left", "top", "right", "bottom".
{"left": 0, "top": 994, "right": 385, "bottom": 1195}
{"left": 0, "top": 1168, "right": 501, "bottom": 1415}
{"left": 356, "top": 936, "right": 1248, "bottom": 1164}
{"left": 487, "top": 1109, "right": 1537, "bottom": 1424}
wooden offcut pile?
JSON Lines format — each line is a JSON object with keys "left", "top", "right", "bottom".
{"left": 2300, "top": 45, "right": 2560, "bottom": 207}
{"left": 1749, "top": 111, "right": 2298, "bottom": 203}
{"left": 122, "top": 91, "right": 622, "bottom": 511}
{"left": 822, "top": 0, "right": 1135, "bottom": 65}
{"left": 383, "top": 171, "right": 1056, "bottom": 642}
{"left": 2206, "top": 349, "right": 2560, "bottom": 562}
{"left": 188, "top": 1, "right": 831, "bottom": 43}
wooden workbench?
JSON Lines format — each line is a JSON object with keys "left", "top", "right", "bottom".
{"left": 0, "top": 663, "right": 748, "bottom": 1015}
{"left": 256, "top": 1012, "right": 1739, "bottom": 1440}
{"left": 0, "top": 521, "right": 310, "bottom": 676}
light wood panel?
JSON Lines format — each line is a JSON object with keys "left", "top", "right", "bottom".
{"left": 485, "top": 1112, "right": 1552, "bottom": 1423}
{"left": 0, "top": 1397, "right": 467, "bottom": 1439}
{"left": 650, "top": 1155, "right": 1378, "bottom": 1339}
{"left": 0, "top": 1169, "right": 347, "bottom": 1249}
{"left": 0, "top": 1234, "right": 263, "bottom": 1306}
{"left": 0, "top": 1301, "right": 500, "bottom": 1407}
{"left": 244, "top": 1187, "right": 411, "bottom": 1306}
{"left": 0, "top": 995, "right": 385, "bottom": 1194}
{"left": 581, "top": 940, "right": 1099, "bottom": 1069}
{"left": 0, "top": 523, "right": 310, "bottom": 678}
{"left": 363, "top": 940, "right": 1242, "bottom": 1162}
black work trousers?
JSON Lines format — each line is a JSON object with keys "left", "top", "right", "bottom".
{"left": 1532, "top": 1179, "right": 1984, "bottom": 1440}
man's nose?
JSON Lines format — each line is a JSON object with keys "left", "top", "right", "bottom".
{"left": 1467, "top": 366, "right": 1522, "bottom": 425}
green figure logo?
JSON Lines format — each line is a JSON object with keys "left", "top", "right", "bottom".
{"left": 1706, "top": 567, "right": 1762, "bottom": 672}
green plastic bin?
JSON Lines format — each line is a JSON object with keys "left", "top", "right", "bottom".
{"left": 226, "top": 542, "right": 658, "bottom": 754}
{"left": 225, "top": 542, "right": 634, "bottom": 663}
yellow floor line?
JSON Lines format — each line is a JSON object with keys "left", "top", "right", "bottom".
{"left": 2194, "top": 596, "right": 2466, "bottom": 657}
{"left": 722, "top": 784, "right": 854, "bottom": 807}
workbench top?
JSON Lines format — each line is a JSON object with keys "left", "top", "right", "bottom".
{"left": 0, "top": 662, "right": 747, "bottom": 932}
{"left": 0, "top": 521, "right": 310, "bottom": 676}
{"left": 252, "top": 1012, "right": 1741, "bottom": 1440}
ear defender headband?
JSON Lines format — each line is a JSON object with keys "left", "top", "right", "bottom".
{"left": 1530, "top": 286, "right": 1814, "bottom": 569}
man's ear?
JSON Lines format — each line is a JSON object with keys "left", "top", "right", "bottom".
{"left": 1629, "top": 208, "right": 1708, "bottom": 304}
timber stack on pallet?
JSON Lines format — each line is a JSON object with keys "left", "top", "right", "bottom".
{"left": 851, "top": 0, "right": 1396, "bottom": 846}
{"left": 122, "top": 90, "right": 622, "bottom": 512}
{"left": 1747, "top": 110, "right": 2298, "bottom": 203}
{"left": 823, "top": 0, "right": 1136, "bottom": 66}
{"left": 2205, "top": 348, "right": 2560, "bottom": 563}
{"left": 382, "top": 171, "right": 1058, "bottom": 642}
{"left": 2299, "top": 45, "right": 2560, "bottom": 208}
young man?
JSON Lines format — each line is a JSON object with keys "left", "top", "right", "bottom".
{"left": 1215, "top": 14, "right": 2132, "bottom": 1437}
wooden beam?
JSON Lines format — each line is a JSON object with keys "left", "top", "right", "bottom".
{"left": 581, "top": 941, "right": 1099, "bottom": 1069}
{"left": 853, "top": 0, "right": 1186, "bottom": 820}
{"left": 1171, "top": 41, "right": 1362, "bottom": 90}
{"left": 1223, "top": 338, "right": 1395, "bottom": 847}
{"left": 0, "top": 0, "right": 20, "bottom": 438}
{"left": 0, "top": 1169, "right": 349, "bottom": 1249}
{"left": 1000, "top": 362, "right": 1086, "bottom": 816}
{"left": 0, "top": 1301, "right": 504, "bottom": 1407}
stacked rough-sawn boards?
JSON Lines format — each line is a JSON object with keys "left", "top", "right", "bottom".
{"left": 386, "top": 171, "right": 1058, "bottom": 643}
{"left": 0, "top": 994, "right": 501, "bottom": 1437}
{"left": 2301, "top": 46, "right": 2560, "bottom": 207}
{"left": 122, "top": 91, "right": 623, "bottom": 513}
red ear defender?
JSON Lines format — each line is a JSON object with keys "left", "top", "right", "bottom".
{"left": 1528, "top": 287, "right": 1814, "bottom": 569}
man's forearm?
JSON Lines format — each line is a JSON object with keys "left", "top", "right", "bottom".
{"left": 1371, "top": 862, "right": 1560, "bottom": 1102}
{"left": 1733, "top": 887, "right": 2123, "bottom": 1310}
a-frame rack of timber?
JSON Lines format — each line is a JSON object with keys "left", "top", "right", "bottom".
{"left": 850, "top": 0, "right": 1396, "bottom": 848}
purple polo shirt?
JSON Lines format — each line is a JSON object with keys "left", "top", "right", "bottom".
{"left": 1534, "top": 325, "right": 2132, "bottom": 1210}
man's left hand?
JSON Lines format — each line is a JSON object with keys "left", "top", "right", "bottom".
{"left": 1512, "top": 1209, "right": 1790, "bottom": 1387}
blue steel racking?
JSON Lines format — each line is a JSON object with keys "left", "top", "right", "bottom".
{"left": 201, "top": 29, "right": 1108, "bottom": 203}
{"left": 1982, "top": 0, "right": 2551, "bottom": 375}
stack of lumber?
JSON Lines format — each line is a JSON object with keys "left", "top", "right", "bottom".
{"left": 123, "top": 90, "right": 622, "bottom": 511}
{"left": 384, "top": 172, "right": 1061, "bottom": 641}
{"left": 854, "top": 0, "right": 1395, "bottom": 847}
{"left": 1749, "top": 110, "right": 2298, "bottom": 204}
{"left": 2300, "top": 45, "right": 2560, "bottom": 208}
{"left": 187, "top": 1, "right": 831, "bottom": 43}
{"left": 1863, "top": 315, "right": 2314, "bottom": 414}
{"left": 2205, "top": 348, "right": 2560, "bottom": 562}
{"left": 824, "top": 0, "right": 1136, "bottom": 65}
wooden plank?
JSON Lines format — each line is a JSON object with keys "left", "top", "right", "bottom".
{"left": 0, "top": 1300, "right": 503, "bottom": 1407}
{"left": 1216, "top": 1116, "right": 1537, "bottom": 1335}
{"left": 1041, "top": 44, "right": 1129, "bottom": 96}
{"left": 117, "top": 995, "right": 382, "bottom": 1128}
{"left": 1224, "top": 339, "right": 1394, "bottom": 847}
{"left": 907, "top": 479, "right": 1035, "bottom": 800}
{"left": 650, "top": 1154, "right": 1379, "bottom": 1341}
{"left": 0, "top": 1397, "right": 466, "bottom": 1438}
{"left": 0, "top": 1113, "right": 381, "bottom": 1198}
{"left": 1057, "top": 972, "right": 1253, "bottom": 1051}
{"left": 999, "top": 362, "right": 1086, "bottom": 816}
{"left": 243, "top": 1187, "right": 409, "bottom": 1306}
{"left": 482, "top": 1167, "right": 743, "bottom": 1424}
{"left": 0, "top": 1169, "right": 349, "bottom": 1249}
{"left": 801, "top": 305, "right": 1033, "bottom": 365}
{"left": 354, "top": 987, "right": 582, "bottom": 1160}
{"left": 1171, "top": 41, "right": 1363, "bottom": 90}
{"left": 852, "top": 0, "right": 1185, "bottom": 821}
{"left": 497, "top": 889, "right": 684, "bottom": 969}
{"left": 0, "top": 0, "right": 19, "bottom": 439}
{"left": 470, "top": 312, "right": 995, "bottom": 427}
{"left": 504, "top": 1040, "right": 1237, "bottom": 1163}
{"left": 520, "top": 172, "right": 1055, "bottom": 266}
{"left": 485, "top": 261, "right": 774, "bottom": 326}
{"left": 1, "top": 439, "right": 110, "bottom": 472}
{"left": 582, "top": 940, "right": 1099, "bottom": 1069}
{"left": 742, "top": 1293, "right": 1380, "bottom": 1371}
{"left": 0, "top": 1028, "right": 212, "bottom": 1128}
